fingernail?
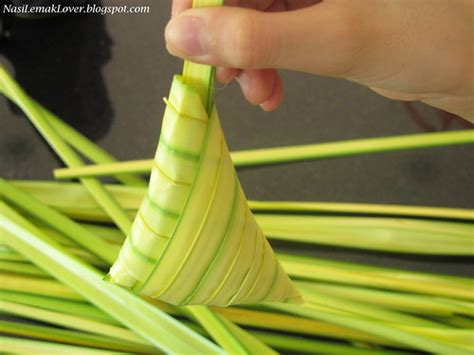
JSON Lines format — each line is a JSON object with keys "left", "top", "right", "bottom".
{"left": 165, "top": 16, "right": 206, "bottom": 57}
{"left": 260, "top": 101, "right": 272, "bottom": 111}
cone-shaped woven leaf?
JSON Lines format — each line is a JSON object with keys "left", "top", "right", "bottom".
{"left": 107, "top": 76, "right": 301, "bottom": 306}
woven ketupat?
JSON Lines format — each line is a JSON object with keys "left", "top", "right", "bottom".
{"left": 107, "top": 75, "right": 301, "bottom": 306}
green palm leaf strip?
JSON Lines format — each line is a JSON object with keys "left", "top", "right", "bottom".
{"left": 1, "top": 3, "right": 472, "bottom": 352}
{"left": 0, "top": 290, "right": 119, "bottom": 325}
{"left": 51, "top": 129, "right": 474, "bottom": 179}
{"left": 1, "top": 299, "right": 153, "bottom": 347}
{"left": 185, "top": 305, "right": 276, "bottom": 355}
{"left": 255, "top": 214, "right": 474, "bottom": 255}
{"left": 8, "top": 179, "right": 471, "bottom": 255}
{"left": 0, "top": 201, "right": 221, "bottom": 353}
{"left": 13, "top": 180, "right": 473, "bottom": 221}
{"left": 1, "top": 284, "right": 411, "bottom": 354}
{"left": 107, "top": 77, "right": 301, "bottom": 305}
{"left": 7, "top": 228, "right": 474, "bottom": 318}
{"left": 296, "top": 284, "right": 450, "bottom": 328}
{"left": 1, "top": 69, "right": 275, "bottom": 352}
{"left": 2, "top": 181, "right": 275, "bottom": 354}
{"left": 0, "top": 178, "right": 118, "bottom": 264}
{"left": 0, "top": 272, "right": 83, "bottom": 300}
{"left": 248, "top": 199, "right": 474, "bottom": 221}
{"left": 294, "top": 281, "right": 474, "bottom": 317}
{"left": 0, "top": 336, "right": 125, "bottom": 355}
{"left": 268, "top": 303, "right": 472, "bottom": 355}
{"left": 0, "top": 66, "right": 132, "bottom": 235}
{"left": 279, "top": 253, "right": 474, "bottom": 301}
{"left": 0, "top": 259, "right": 49, "bottom": 276}
{"left": 0, "top": 70, "right": 145, "bottom": 188}
{"left": 3, "top": 178, "right": 471, "bottom": 303}
{"left": 0, "top": 320, "right": 155, "bottom": 353}
{"left": 0, "top": 275, "right": 392, "bottom": 346}
{"left": 107, "top": 0, "right": 300, "bottom": 306}
{"left": 4, "top": 206, "right": 473, "bottom": 351}
{"left": 1, "top": 320, "right": 402, "bottom": 355}
{"left": 5, "top": 264, "right": 473, "bottom": 320}
{"left": 3, "top": 237, "right": 473, "bottom": 352}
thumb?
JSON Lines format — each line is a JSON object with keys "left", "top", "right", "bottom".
{"left": 164, "top": 3, "right": 364, "bottom": 76}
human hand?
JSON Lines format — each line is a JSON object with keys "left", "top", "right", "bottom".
{"left": 166, "top": 0, "right": 474, "bottom": 121}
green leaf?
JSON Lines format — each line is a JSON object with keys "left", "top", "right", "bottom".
{"left": 0, "top": 178, "right": 118, "bottom": 264}
{"left": 0, "top": 67, "right": 132, "bottom": 234}
{"left": 255, "top": 214, "right": 474, "bottom": 255}
{"left": 0, "top": 336, "right": 125, "bottom": 354}
{"left": 0, "top": 320, "right": 156, "bottom": 353}
{"left": 279, "top": 253, "right": 474, "bottom": 301}
{"left": 295, "top": 281, "right": 474, "bottom": 317}
{"left": 51, "top": 129, "right": 474, "bottom": 178}
{"left": 14, "top": 180, "right": 474, "bottom": 223}
{"left": 0, "top": 290, "right": 118, "bottom": 325}
{"left": 1, "top": 299, "right": 150, "bottom": 346}
{"left": 0, "top": 201, "right": 222, "bottom": 354}
{"left": 268, "top": 303, "right": 472, "bottom": 355}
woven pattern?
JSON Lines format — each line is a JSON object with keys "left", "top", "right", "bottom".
{"left": 108, "top": 76, "right": 301, "bottom": 306}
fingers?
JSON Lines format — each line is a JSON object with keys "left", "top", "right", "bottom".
{"left": 172, "top": 1, "right": 287, "bottom": 110}
{"left": 217, "top": 67, "right": 283, "bottom": 110}
{"left": 165, "top": 3, "right": 368, "bottom": 77}
{"left": 236, "top": 69, "right": 282, "bottom": 107}
{"left": 167, "top": 1, "right": 472, "bottom": 92}
{"left": 260, "top": 73, "right": 283, "bottom": 111}
{"left": 166, "top": 1, "right": 360, "bottom": 111}
{"left": 169, "top": 0, "right": 474, "bottom": 118}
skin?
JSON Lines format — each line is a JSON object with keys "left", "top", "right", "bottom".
{"left": 166, "top": 0, "right": 474, "bottom": 122}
